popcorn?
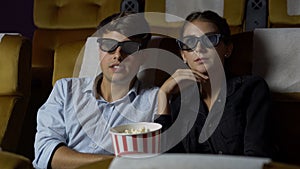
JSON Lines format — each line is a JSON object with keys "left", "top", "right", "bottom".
{"left": 123, "top": 126, "right": 150, "bottom": 134}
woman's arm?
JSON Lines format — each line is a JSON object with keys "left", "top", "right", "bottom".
{"left": 244, "top": 77, "right": 273, "bottom": 157}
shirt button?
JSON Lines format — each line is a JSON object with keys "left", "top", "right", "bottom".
{"left": 217, "top": 99, "right": 221, "bottom": 103}
{"left": 91, "top": 143, "right": 97, "bottom": 148}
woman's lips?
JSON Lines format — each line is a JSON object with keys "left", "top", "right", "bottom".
{"left": 194, "top": 57, "right": 206, "bottom": 64}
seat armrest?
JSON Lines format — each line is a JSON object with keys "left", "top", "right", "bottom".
{"left": 0, "top": 151, "right": 33, "bottom": 169}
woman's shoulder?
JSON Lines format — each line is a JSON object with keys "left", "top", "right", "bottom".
{"left": 227, "top": 74, "right": 270, "bottom": 96}
{"left": 228, "top": 74, "right": 268, "bottom": 86}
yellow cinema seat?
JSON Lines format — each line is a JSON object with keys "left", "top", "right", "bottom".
{"left": 32, "top": 0, "right": 122, "bottom": 90}
{"left": 269, "top": 0, "right": 300, "bottom": 27}
{"left": 0, "top": 34, "right": 33, "bottom": 168}
{"left": 0, "top": 34, "right": 31, "bottom": 153}
{"left": 0, "top": 151, "right": 33, "bottom": 169}
{"left": 145, "top": 0, "right": 246, "bottom": 35}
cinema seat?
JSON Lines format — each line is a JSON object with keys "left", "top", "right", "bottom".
{"left": 145, "top": 0, "right": 246, "bottom": 36}
{"left": 269, "top": 0, "right": 300, "bottom": 27}
{"left": 0, "top": 151, "right": 33, "bottom": 169}
{"left": 223, "top": 28, "right": 300, "bottom": 165}
{"left": 32, "top": 0, "right": 122, "bottom": 92}
{"left": 252, "top": 28, "right": 300, "bottom": 165}
{"left": 0, "top": 34, "right": 33, "bottom": 168}
{"left": 0, "top": 34, "right": 31, "bottom": 152}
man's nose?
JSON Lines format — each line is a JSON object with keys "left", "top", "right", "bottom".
{"left": 113, "top": 46, "right": 126, "bottom": 61}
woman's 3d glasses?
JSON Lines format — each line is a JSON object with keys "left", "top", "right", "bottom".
{"left": 177, "top": 33, "right": 223, "bottom": 51}
{"left": 97, "top": 38, "right": 141, "bottom": 55}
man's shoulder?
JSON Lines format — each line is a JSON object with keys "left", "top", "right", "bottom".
{"left": 138, "top": 83, "right": 159, "bottom": 94}
{"left": 53, "top": 77, "right": 94, "bottom": 90}
{"left": 133, "top": 82, "right": 159, "bottom": 103}
{"left": 55, "top": 77, "right": 93, "bottom": 84}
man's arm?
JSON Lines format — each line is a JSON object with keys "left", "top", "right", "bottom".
{"left": 51, "top": 146, "right": 114, "bottom": 169}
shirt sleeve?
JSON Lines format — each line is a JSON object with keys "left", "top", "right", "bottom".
{"left": 33, "top": 79, "right": 68, "bottom": 169}
{"left": 244, "top": 76, "right": 273, "bottom": 157}
{"left": 150, "top": 87, "right": 159, "bottom": 122}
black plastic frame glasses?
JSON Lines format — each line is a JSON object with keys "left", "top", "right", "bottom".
{"left": 97, "top": 38, "right": 141, "bottom": 55}
{"left": 177, "top": 33, "right": 223, "bottom": 51}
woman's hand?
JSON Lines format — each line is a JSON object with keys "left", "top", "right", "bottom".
{"left": 157, "top": 69, "right": 208, "bottom": 115}
{"left": 161, "top": 69, "right": 208, "bottom": 96}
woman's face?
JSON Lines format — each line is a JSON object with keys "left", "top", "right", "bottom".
{"left": 99, "top": 31, "right": 143, "bottom": 84}
{"left": 181, "top": 20, "right": 231, "bottom": 75}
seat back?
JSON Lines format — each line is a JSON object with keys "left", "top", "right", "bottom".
{"left": 252, "top": 28, "right": 300, "bottom": 165}
{"left": 32, "top": 0, "right": 122, "bottom": 89}
{"left": 245, "top": 0, "right": 268, "bottom": 31}
{"left": 145, "top": 0, "right": 246, "bottom": 35}
{"left": 0, "top": 34, "right": 31, "bottom": 152}
{"left": 269, "top": 0, "right": 300, "bottom": 28}
{"left": 0, "top": 151, "right": 33, "bottom": 169}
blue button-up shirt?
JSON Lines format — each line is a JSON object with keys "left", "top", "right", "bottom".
{"left": 33, "top": 74, "right": 159, "bottom": 169}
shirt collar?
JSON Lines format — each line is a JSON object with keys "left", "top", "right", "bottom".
{"left": 92, "top": 74, "right": 102, "bottom": 99}
{"left": 85, "top": 73, "right": 139, "bottom": 101}
{"left": 127, "top": 79, "right": 139, "bottom": 102}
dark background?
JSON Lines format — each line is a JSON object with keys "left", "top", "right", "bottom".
{"left": 0, "top": 0, "right": 35, "bottom": 39}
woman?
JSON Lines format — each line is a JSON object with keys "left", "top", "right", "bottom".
{"left": 156, "top": 10, "right": 273, "bottom": 157}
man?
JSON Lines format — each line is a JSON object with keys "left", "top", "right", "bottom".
{"left": 33, "top": 12, "right": 158, "bottom": 169}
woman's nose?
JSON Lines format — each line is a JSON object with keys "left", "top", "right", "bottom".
{"left": 194, "top": 41, "right": 206, "bottom": 53}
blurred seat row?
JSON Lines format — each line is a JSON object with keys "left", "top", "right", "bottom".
{"left": 0, "top": 34, "right": 32, "bottom": 168}
{"left": 0, "top": 0, "right": 299, "bottom": 168}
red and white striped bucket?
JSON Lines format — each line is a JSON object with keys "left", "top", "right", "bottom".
{"left": 110, "top": 122, "right": 162, "bottom": 157}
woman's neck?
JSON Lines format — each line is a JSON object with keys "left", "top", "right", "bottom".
{"left": 200, "top": 81, "right": 212, "bottom": 110}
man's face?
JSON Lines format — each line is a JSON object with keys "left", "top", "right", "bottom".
{"left": 99, "top": 31, "right": 143, "bottom": 85}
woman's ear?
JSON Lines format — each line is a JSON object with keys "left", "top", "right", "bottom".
{"left": 181, "top": 51, "right": 187, "bottom": 63}
{"left": 225, "top": 43, "right": 233, "bottom": 58}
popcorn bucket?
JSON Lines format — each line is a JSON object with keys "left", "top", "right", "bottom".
{"left": 110, "top": 122, "right": 162, "bottom": 157}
